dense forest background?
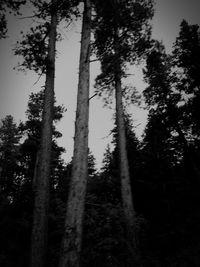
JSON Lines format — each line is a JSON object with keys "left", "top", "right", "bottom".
{"left": 1, "top": 1, "right": 200, "bottom": 267}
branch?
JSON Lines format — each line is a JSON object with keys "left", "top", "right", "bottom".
{"left": 89, "top": 59, "right": 99, "bottom": 63}
{"left": 125, "top": 73, "right": 135, "bottom": 76}
{"left": 100, "top": 132, "right": 113, "bottom": 140}
{"left": 17, "top": 11, "right": 42, "bottom": 20}
{"left": 63, "top": 19, "right": 73, "bottom": 30}
{"left": 31, "top": 72, "right": 44, "bottom": 88}
{"left": 89, "top": 93, "right": 97, "bottom": 101}
{"left": 134, "top": 123, "right": 141, "bottom": 128}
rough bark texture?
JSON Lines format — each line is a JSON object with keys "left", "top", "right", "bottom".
{"left": 59, "top": 1, "right": 91, "bottom": 267}
{"left": 30, "top": 4, "right": 57, "bottom": 267}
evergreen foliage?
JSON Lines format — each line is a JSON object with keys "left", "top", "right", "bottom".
{"left": 14, "top": 0, "right": 79, "bottom": 74}
{"left": 0, "top": 91, "right": 66, "bottom": 267}
{"left": 139, "top": 20, "right": 200, "bottom": 266}
{"left": 93, "top": 0, "right": 154, "bottom": 101}
{"left": 1, "top": 1, "right": 200, "bottom": 266}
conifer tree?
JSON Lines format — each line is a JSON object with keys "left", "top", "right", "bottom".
{"left": 172, "top": 20, "right": 200, "bottom": 136}
{"left": 0, "top": 115, "right": 21, "bottom": 199}
{"left": 29, "top": 2, "right": 57, "bottom": 266}
{"left": 93, "top": 0, "right": 154, "bottom": 260}
{"left": 172, "top": 20, "right": 200, "bottom": 179}
{"left": 59, "top": 1, "right": 91, "bottom": 266}
{"left": 14, "top": 1, "right": 79, "bottom": 266}
{"left": 143, "top": 38, "right": 200, "bottom": 180}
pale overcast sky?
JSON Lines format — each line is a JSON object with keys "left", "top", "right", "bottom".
{"left": 0, "top": 0, "right": 200, "bottom": 169}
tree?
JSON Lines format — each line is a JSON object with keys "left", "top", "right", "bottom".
{"left": 172, "top": 20, "right": 200, "bottom": 180}
{"left": 15, "top": 1, "right": 58, "bottom": 266}
{"left": 82, "top": 115, "right": 142, "bottom": 267}
{"left": 172, "top": 20, "right": 200, "bottom": 139}
{"left": 14, "top": 1, "right": 80, "bottom": 265}
{"left": 19, "top": 89, "right": 66, "bottom": 188}
{"left": 59, "top": 1, "right": 92, "bottom": 266}
{"left": 143, "top": 42, "right": 182, "bottom": 165}
{"left": 28, "top": 3, "right": 57, "bottom": 266}
{"left": 0, "top": 95, "right": 66, "bottom": 266}
{"left": 0, "top": 0, "right": 26, "bottom": 39}
{"left": 143, "top": 38, "right": 200, "bottom": 181}
{"left": 93, "top": 0, "right": 154, "bottom": 260}
{"left": 172, "top": 20, "right": 200, "bottom": 93}
{"left": 0, "top": 115, "right": 21, "bottom": 200}
{"left": 141, "top": 29, "right": 200, "bottom": 264}
{"left": 0, "top": 116, "right": 29, "bottom": 267}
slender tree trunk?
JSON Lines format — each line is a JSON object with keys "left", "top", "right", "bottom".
{"left": 59, "top": 1, "right": 91, "bottom": 267}
{"left": 30, "top": 4, "right": 57, "bottom": 267}
{"left": 115, "top": 68, "right": 137, "bottom": 244}
{"left": 114, "top": 28, "right": 138, "bottom": 259}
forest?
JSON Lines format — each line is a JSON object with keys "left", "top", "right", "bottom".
{"left": 0, "top": 0, "right": 200, "bottom": 266}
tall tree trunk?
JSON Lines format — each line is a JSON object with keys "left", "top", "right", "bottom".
{"left": 115, "top": 68, "right": 137, "bottom": 246}
{"left": 114, "top": 28, "right": 138, "bottom": 259}
{"left": 59, "top": 1, "right": 91, "bottom": 267}
{"left": 30, "top": 3, "right": 57, "bottom": 267}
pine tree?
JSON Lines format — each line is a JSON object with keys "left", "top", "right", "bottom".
{"left": 28, "top": 3, "right": 57, "bottom": 266}
{"left": 143, "top": 38, "right": 200, "bottom": 181}
{"left": 14, "top": 1, "right": 78, "bottom": 266}
{"left": 59, "top": 1, "right": 92, "bottom": 266}
{"left": 172, "top": 20, "right": 200, "bottom": 138}
{"left": 19, "top": 89, "right": 66, "bottom": 195}
{"left": 0, "top": 115, "right": 21, "bottom": 199}
{"left": 93, "top": 0, "right": 154, "bottom": 260}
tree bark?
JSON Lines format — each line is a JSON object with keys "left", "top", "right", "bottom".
{"left": 59, "top": 1, "right": 91, "bottom": 267}
{"left": 115, "top": 68, "right": 137, "bottom": 243}
{"left": 114, "top": 28, "right": 138, "bottom": 257}
{"left": 30, "top": 3, "right": 57, "bottom": 267}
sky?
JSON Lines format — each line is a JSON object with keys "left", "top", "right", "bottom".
{"left": 0, "top": 0, "right": 200, "bottom": 169}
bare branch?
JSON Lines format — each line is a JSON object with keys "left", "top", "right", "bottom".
{"left": 89, "top": 59, "right": 99, "bottom": 63}
{"left": 89, "top": 93, "right": 97, "bottom": 101}
{"left": 31, "top": 73, "right": 44, "bottom": 88}
{"left": 125, "top": 73, "right": 135, "bottom": 76}
{"left": 100, "top": 131, "right": 113, "bottom": 140}
{"left": 17, "top": 11, "right": 42, "bottom": 20}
